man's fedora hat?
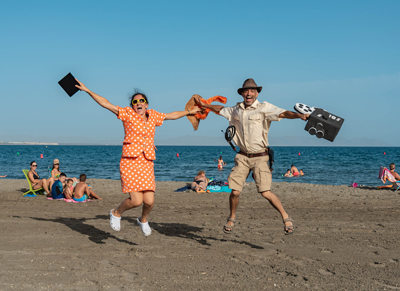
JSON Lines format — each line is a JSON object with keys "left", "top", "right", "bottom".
{"left": 237, "top": 78, "right": 262, "bottom": 95}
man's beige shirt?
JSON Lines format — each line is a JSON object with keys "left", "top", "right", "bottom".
{"left": 219, "top": 99, "right": 285, "bottom": 153}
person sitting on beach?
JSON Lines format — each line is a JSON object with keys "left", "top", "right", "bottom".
{"left": 73, "top": 174, "right": 102, "bottom": 202}
{"left": 63, "top": 179, "right": 74, "bottom": 199}
{"left": 284, "top": 169, "right": 292, "bottom": 177}
{"left": 217, "top": 156, "right": 226, "bottom": 170}
{"left": 291, "top": 164, "right": 299, "bottom": 177}
{"left": 389, "top": 163, "right": 400, "bottom": 181}
{"left": 48, "top": 159, "right": 78, "bottom": 190}
{"left": 191, "top": 170, "right": 209, "bottom": 193}
{"left": 51, "top": 173, "right": 67, "bottom": 199}
{"left": 299, "top": 169, "right": 304, "bottom": 176}
{"left": 28, "top": 161, "right": 51, "bottom": 195}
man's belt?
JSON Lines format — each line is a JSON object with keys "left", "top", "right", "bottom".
{"left": 238, "top": 151, "right": 268, "bottom": 158}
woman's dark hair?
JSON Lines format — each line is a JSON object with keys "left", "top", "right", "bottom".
{"left": 30, "top": 161, "right": 36, "bottom": 166}
{"left": 130, "top": 89, "right": 148, "bottom": 107}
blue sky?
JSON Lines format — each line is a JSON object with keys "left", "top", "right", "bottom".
{"left": 0, "top": 0, "right": 399, "bottom": 145}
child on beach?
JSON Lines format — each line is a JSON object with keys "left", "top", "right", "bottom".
{"left": 51, "top": 173, "right": 67, "bottom": 199}
{"left": 73, "top": 174, "right": 102, "bottom": 202}
{"left": 63, "top": 179, "right": 74, "bottom": 199}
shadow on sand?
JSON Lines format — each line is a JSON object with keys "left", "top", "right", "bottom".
{"left": 16, "top": 215, "right": 137, "bottom": 246}
{"left": 15, "top": 214, "right": 263, "bottom": 249}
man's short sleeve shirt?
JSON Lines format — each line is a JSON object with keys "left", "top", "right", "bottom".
{"left": 219, "top": 99, "right": 285, "bottom": 153}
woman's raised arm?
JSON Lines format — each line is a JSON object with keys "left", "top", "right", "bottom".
{"left": 75, "top": 79, "right": 119, "bottom": 115}
{"left": 165, "top": 106, "right": 202, "bottom": 120}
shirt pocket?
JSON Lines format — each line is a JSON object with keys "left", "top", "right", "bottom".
{"left": 248, "top": 113, "right": 263, "bottom": 122}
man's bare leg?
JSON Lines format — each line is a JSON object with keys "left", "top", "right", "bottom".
{"left": 261, "top": 190, "right": 293, "bottom": 233}
{"left": 224, "top": 190, "right": 241, "bottom": 231}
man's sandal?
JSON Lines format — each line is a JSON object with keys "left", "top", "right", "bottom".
{"left": 223, "top": 218, "right": 235, "bottom": 234}
{"left": 283, "top": 217, "right": 295, "bottom": 235}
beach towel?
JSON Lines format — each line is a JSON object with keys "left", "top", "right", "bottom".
{"left": 379, "top": 167, "right": 397, "bottom": 183}
{"left": 185, "top": 95, "right": 227, "bottom": 130}
{"left": 24, "top": 194, "right": 37, "bottom": 197}
{"left": 206, "top": 185, "right": 231, "bottom": 193}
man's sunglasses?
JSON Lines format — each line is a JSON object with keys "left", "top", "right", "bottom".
{"left": 132, "top": 98, "right": 147, "bottom": 105}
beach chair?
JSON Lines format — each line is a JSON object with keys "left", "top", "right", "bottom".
{"left": 22, "top": 169, "right": 45, "bottom": 196}
{"left": 378, "top": 167, "right": 400, "bottom": 193}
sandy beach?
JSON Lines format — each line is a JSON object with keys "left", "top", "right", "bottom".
{"left": 1, "top": 179, "right": 399, "bottom": 290}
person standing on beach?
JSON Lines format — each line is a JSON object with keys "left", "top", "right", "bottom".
{"left": 195, "top": 78, "right": 308, "bottom": 235}
{"left": 217, "top": 156, "right": 226, "bottom": 170}
{"left": 75, "top": 80, "right": 201, "bottom": 236}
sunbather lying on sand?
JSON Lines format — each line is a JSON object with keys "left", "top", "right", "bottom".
{"left": 191, "top": 170, "right": 209, "bottom": 193}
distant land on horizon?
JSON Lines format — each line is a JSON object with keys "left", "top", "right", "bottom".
{"left": 0, "top": 136, "right": 394, "bottom": 147}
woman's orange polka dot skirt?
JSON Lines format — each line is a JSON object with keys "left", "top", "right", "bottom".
{"left": 120, "top": 153, "right": 155, "bottom": 193}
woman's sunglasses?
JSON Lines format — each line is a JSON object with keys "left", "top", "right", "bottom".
{"left": 32, "top": 165, "right": 37, "bottom": 167}
{"left": 132, "top": 98, "right": 147, "bottom": 105}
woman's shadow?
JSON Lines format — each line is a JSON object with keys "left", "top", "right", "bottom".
{"left": 23, "top": 215, "right": 137, "bottom": 246}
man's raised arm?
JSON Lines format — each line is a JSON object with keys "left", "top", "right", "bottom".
{"left": 279, "top": 111, "right": 309, "bottom": 121}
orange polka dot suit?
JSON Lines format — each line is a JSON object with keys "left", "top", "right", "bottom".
{"left": 117, "top": 106, "right": 166, "bottom": 193}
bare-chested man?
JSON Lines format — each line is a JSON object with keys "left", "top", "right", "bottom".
{"left": 291, "top": 164, "right": 299, "bottom": 177}
{"left": 73, "top": 174, "right": 102, "bottom": 202}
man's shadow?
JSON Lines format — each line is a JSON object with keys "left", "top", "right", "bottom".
{"left": 17, "top": 215, "right": 137, "bottom": 246}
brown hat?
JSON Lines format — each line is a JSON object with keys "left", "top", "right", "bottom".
{"left": 237, "top": 78, "right": 262, "bottom": 95}
{"left": 53, "top": 159, "right": 60, "bottom": 164}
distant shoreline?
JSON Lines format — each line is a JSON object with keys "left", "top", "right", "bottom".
{"left": 0, "top": 143, "right": 399, "bottom": 147}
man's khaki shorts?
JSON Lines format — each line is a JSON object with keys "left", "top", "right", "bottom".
{"left": 228, "top": 154, "right": 271, "bottom": 193}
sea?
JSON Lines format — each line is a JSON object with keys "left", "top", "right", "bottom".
{"left": 1, "top": 145, "right": 399, "bottom": 187}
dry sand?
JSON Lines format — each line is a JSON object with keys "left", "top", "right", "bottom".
{"left": 1, "top": 179, "right": 399, "bottom": 290}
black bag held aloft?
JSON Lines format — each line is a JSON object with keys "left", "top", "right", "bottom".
{"left": 305, "top": 108, "right": 344, "bottom": 142}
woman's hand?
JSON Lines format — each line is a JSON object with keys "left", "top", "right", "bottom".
{"left": 75, "top": 79, "right": 90, "bottom": 93}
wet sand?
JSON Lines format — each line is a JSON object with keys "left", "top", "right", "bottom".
{"left": 1, "top": 179, "right": 399, "bottom": 290}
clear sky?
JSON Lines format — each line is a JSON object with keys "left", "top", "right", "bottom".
{"left": 1, "top": 0, "right": 399, "bottom": 145}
